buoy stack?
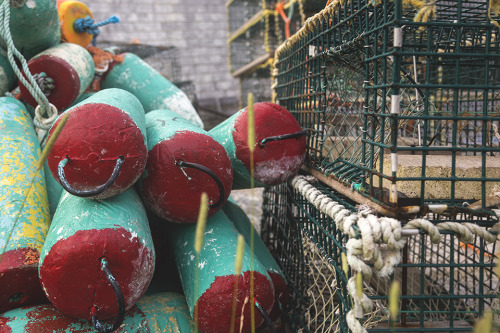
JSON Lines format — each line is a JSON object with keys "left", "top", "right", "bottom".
{"left": 0, "top": 1, "right": 307, "bottom": 332}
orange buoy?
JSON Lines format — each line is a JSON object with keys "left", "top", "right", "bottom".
{"left": 57, "top": 0, "right": 94, "bottom": 47}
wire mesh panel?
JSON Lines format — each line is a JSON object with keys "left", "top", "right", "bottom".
{"left": 228, "top": 10, "right": 277, "bottom": 74}
{"left": 239, "top": 64, "right": 273, "bottom": 107}
{"left": 261, "top": 181, "right": 499, "bottom": 332}
{"left": 227, "top": 0, "right": 271, "bottom": 36}
{"left": 274, "top": 0, "right": 500, "bottom": 220}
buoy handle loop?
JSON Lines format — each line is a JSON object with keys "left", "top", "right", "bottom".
{"left": 90, "top": 257, "right": 126, "bottom": 333}
{"left": 176, "top": 160, "right": 225, "bottom": 210}
{"left": 254, "top": 297, "right": 275, "bottom": 333}
{"left": 57, "top": 156, "right": 125, "bottom": 197}
{"left": 258, "top": 129, "right": 307, "bottom": 148}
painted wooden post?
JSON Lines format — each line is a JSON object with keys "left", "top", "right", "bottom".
{"left": 19, "top": 42, "right": 95, "bottom": 111}
{"left": 0, "top": 0, "right": 61, "bottom": 60}
{"left": 138, "top": 110, "right": 232, "bottom": 223}
{"left": 169, "top": 210, "right": 275, "bottom": 333}
{"left": 223, "top": 199, "right": 289, "bottom": 324}
{"left": 0, "top": 292, "right": 194, "bottom": 332}
{"left": 57, "top": 0, "right": 94, "bottom": 47}
{"left": 38, "top": 188, "right": 155, "bottom": 321}
{"left": 101, "top": 53, "right": 204, "bottom": 128}
{"left": 0, "top": 49, "right": 16, "bottom": 96}
{"left": 209, "top": 102, "right": 306, "bottom": 189}
{"left": 46, "top": 88, "right": 147, "bottom": 199}
{"left": 0, "top": 97, "right": 50, "bottom": 313}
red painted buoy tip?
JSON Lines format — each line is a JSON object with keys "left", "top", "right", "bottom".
{"left": 0, "top": 248, "right": 48, "bottom": 314}
{"left": 234, "top": 102, "right": 306, "bottom": 185}
{"left": 39, "top": 228, "right": 154, "bottom": 320}
{"left": 195, "top": 271, "right": 274, "bottom": 333}
{"left": 140, "top": 130, "right": 233, "bottom": 224}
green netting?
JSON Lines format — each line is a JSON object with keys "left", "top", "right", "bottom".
{"left": 261, "top": 181, "right": 499, "bottom": 332}
{"left": 274, "top": 0, "right": 500, "bottom": 219}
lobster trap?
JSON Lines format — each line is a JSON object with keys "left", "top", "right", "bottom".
{"left": 239, "top": 62, "right": 274, "bottom": 108}
{"left": 261, "top": 180, "right": 499, "bottom": 332}
{"left": 274, "top": 0, "right": 500, "bottom": 219}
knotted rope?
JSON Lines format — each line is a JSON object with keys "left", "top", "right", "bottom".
{"left": 74, "top": 15, "right": 120, "bottom": 46}
{"left": 292, "top": 175, "right": 498, "bottom": 333}
{"left": 0, "top": 0, "right": 55, "bottom": 132}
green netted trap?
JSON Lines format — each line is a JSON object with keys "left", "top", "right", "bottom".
{"left": 261, "top": 180, "right": 499, "bottom": 332}
{"left": 274, "top": 0, "right": 500, "bottom": 220}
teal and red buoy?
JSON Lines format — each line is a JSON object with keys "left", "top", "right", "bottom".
{"left": 0, "top": 0, "right": 61, "bottom": 60}
{"left": 38, "top": 188, "right": 155, "bottom": 323}
{"left": 0, "top": 97, "right": 50, "bottom": 313}
{"left": 169, "top": 210, "right": 275, "bottom": 333}
{"left": 101, "top": 52, "right": 204, "bottom": 128}
{"left": 210, "top": 102, "right": 307, "bottom": 189}
{"left": 19, "top": 42, "right": 95, "bottom": 111}
{"left": 46, "top": 88, "right": 147, "bottom": 199}
{"left": 138, "top": 110, "right": 232, "bottom": 223}
{"left": 0, "top": 292, "right": 194, "bottom": 332}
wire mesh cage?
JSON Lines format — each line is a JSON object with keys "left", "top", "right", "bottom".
{"left": 226, "top": 0, "right": 270, "bottom": 36}
{"left": 239, "top": 63, "right": 273, "bottom": 108}
{"left": 274, "top": 0, "right": 500, "bottom": 221}
{"left": 99, "top": 41, "right": 182, "bottom": 82}
{"left": 228, "top": 9, "right": 277, "bottom": 75}
{"left": 261, "top": 181, "right": 499, "bottom": 332}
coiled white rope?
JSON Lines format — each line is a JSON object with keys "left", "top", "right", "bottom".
{"left": 291, "top": 175, "right": 499, "bottom": 333}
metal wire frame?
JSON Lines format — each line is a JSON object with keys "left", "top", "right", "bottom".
{"left": 273, "top": 0, "right": 500, "bottom": 222}
{"left": 260, "top": 181, "right": 499, "bottom": 332}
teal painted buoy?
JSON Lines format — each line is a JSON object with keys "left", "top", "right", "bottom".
{"left": 46, "top": 88, "right": 147, "bottom": 199}
{"left": 223, "top": 198, "right": 289, "bottom": 324}
{"left": 43, "top": 160, "right": 62, "bottom": 217}
{"left": 0, "top": 97, "right": 50, "bottom": 313}
{"left": 101, "top": 52, "right": 204, "bottom": 128}
{"left": 209, "top": 102, "right": 307, "bottom": 189}
{"left": 138, "top": 110, "right": 232, "bottom": 224}
{"left": 38, "top": 189, "right": 155, "bottom": 322}
{"left": 19, "top": 42, "right": 95, "bottom": 111}
{"left": 0, "top": 49, "right": 16, "bottom": 96}
{"left": 0, "top": 292, "right": 195, "bottom": 332}
{"left": 169, "top": 210, "right": 275, "bottom": 333}
{"left": 0, "top": 0, "right": 61, "bottom": 60}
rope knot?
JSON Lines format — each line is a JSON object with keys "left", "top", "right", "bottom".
{"left": 73, "top": 15, "right": 120, "bottom": 45}
{"left": 33, "top": 72, "right": 55, "bottom": 97}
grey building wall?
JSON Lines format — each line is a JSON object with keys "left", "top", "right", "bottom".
{"left": 85, "top": 0, "right": 239, "bottom": 123}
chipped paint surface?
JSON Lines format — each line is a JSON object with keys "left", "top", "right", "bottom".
{"left": 139, "top": 110, "right": 232, "bottom": 223}
{"left": 170, "top": 210, "right": 274, "bottom": 332}
{"left": 46, "top": 89, "right": 147, "bottom": 199}
{"left": 0, "top": 97, "right": 49, "bottom": 254}
{"left": 39, "top": 189, "right": 155, "bottom": 319}
{"left": 102, "top": 53, "right": 204, "bottom": 128}
{"left": 0, "top": 292, "right": 193, "bottom": 332}
{"left": 210, "top": 102, "right": 306, "bottom": 189}
{"left": 0, "top": 0, "right": 60, "bottom": 60}
{"left": 223, "top": 199, "right": 288, "bottom": 321}
{"left": 0, "top": 97, "right": 50, "bottom": 313}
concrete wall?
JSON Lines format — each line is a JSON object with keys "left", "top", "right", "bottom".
{"left": 84, "top": 0, "right": 239, "bottom": 118}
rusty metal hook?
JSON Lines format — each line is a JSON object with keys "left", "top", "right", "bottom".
{"left": 57, "top": 156, "right": 125, "bottom": 197}
{"left": 254, "top": 297, "right": 275, "bottom": 333}
{"left": 176, "top": 160, "right": 225, "bottom": 210}
{"left": 91, "top": 258, "right": 125, "bottom": 333}
{"left": 258, "top": 129, "right": 307, "bottom": 148}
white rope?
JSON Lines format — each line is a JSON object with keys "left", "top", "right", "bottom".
{"left": 291, "top": 175, "right": 499, "bottom": 332}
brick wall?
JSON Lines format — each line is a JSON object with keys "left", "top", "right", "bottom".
{"left": 84, "top": 0, "right": 238, "bottom": 108}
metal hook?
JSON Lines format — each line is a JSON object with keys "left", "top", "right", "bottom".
{"left": 254, "top": 297, "right": 275, "bottom": 333}
{"left": 258, "top": 129, "right": 307, "bottom": 148}
{"left": 91, "top": 258, "right": 125, "bottom": 333}
{"left": 58, "top": 156, "right": 125, "bottom": 197}
{"left": 176, "top": 160, "right": 225, "bottom": 209}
